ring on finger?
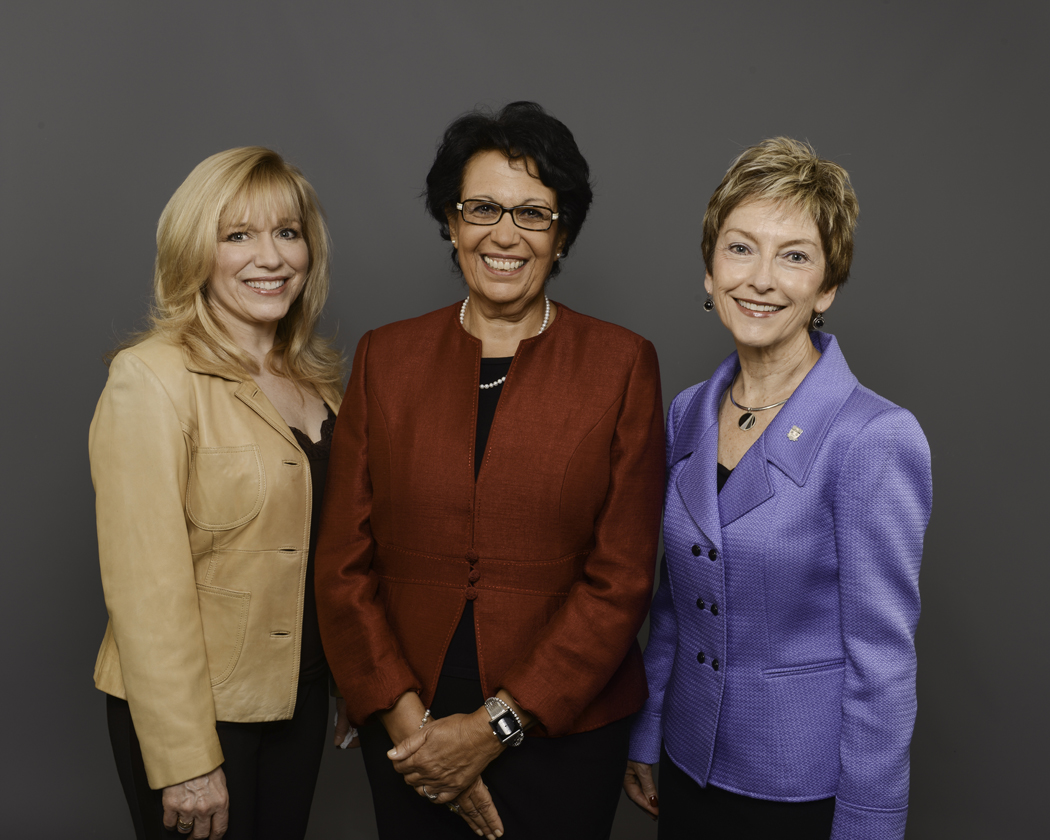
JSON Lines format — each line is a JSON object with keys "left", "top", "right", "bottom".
{"left": 423, "top": 785, "right": 438, "bottom": 801}
{"left": 447, "top": 802, "right": 461, "bottom": 813}
{"left": 177, "top": 818, "right": 194, "bottom": 833}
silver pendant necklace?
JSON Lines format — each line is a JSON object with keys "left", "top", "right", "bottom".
{"left": 460, "top": 295, "right": 551, "bottom": 390}
{"left": 728, "top": 374, "right": 790, "bottom": 431}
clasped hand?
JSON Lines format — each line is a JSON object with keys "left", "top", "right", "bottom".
{"left": 388, "top": 709, "right": 505, "bottom": 838}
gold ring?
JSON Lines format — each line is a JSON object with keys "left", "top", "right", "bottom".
{"left": 447, "top": 802, "right": 461, "bottom": 813}
{"left": 177, "top": 819, "right": 193, "bottom": 832}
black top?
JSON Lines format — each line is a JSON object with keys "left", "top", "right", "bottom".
{"left": 717, "top": 462, "right": 733, "bottom": 494}
{"left": 442, "top": 356, "right": 513, "bottom": 681}
{"left": 290, "top": 406, "right": 337, "bottom": 683}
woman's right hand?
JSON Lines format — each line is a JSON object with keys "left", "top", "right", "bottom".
{"left": 162, "top": 767, "right": 229, "bottom": 838}
{"left": 623, "top": 760, "right": 659, "bottom": 820}
{"left": 450, "top": 775, "right": 504, "bottom": 840}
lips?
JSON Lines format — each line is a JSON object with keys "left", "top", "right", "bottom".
{"left": 736, "top": 299, "right": 785, "bottom": 313}
{"left": 244, "top": 278, "right": 287, "bottom": 291}
{"left": 482, "top": 255, "right": 525, "bottom": 272}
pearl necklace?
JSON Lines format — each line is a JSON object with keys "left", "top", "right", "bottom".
{"left": 460, "top": 295, "right": 550, "bottom": 390}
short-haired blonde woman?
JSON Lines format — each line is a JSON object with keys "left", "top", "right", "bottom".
{"left": 623, "top": 138, "right": 932, "bottom": 839}
{"left": 90, "top": 147, "right": 347, "bottom": 840}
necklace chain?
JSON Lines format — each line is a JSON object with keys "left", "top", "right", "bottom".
{"left": 728, "top": 374, "right": 791, "bottom": 432}
{"left": 460, "top": 295, "right": 550, "bottom": 390}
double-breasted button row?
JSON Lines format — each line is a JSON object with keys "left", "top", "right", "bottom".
{"left": 695, "top": 597, "right": 719, "bottom": 615}
{"left": 695, "top": 651, "right": 721, "bottom": 670}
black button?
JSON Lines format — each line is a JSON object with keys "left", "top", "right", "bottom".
{"left": 691, "top": 544, "right": 702, "bottom": 557}
{"left": 708, "top": 548, "right": 718, "bottom": 561}
{"left": 710, "top": 602, "right": 719, "bottom": 616}
{"left": 712, "top": 658, "right": 720, "bottom": 671}
{"left": 696, "top": 597, "right": 705, "bottom": 610}
{"left": 696, "top": 651, "right": 705, "bottom": 664}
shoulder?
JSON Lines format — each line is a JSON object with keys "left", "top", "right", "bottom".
{"left": 109, "top": 335, "right": 191, "bottom": 387}
{"left": 366, "top": 304, "right": 460, "bottom": 348}
{"left": 838, "top": 385, "right": 928, "bottom": 451}
{"left": 555, "top": 304, "right": 652, "bottom": 354}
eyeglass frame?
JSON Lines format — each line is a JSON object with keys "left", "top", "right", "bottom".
{"left": 455, "top": 200, "right": 560, "bottom": 231}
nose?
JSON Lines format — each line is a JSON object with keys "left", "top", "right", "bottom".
{"left": 488, "top": 212, "right": 521, "bottom": 246}
{"left": 253, "top": 234, "right": 283, "bottom": 269}
{"left": 751, "top": 254, "right": 776, "bottom": 291}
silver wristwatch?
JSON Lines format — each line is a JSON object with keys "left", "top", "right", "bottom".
{"left": 484, "top": 697, "right": 524, "bottom": 746}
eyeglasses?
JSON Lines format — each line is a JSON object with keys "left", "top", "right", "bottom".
{"left": 456, "top": 200, "right": 559, "bottom": 231}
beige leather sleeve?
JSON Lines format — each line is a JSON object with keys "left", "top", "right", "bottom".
{"left": 90, "top": 351, "right": 223, "bottom": 789}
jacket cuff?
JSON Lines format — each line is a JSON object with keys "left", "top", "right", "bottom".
{"left": 830, "top": 798, "right": 908, "bottom": 840}
{"left": 627, "top": 709, "right": 663, "bottom": 765}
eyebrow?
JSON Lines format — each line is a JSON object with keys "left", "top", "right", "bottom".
{"left": 466, "top": 194, "right": 554, "bottom": 208}
{"left": 724, "top": 228, "right": 819, "bottom": 249}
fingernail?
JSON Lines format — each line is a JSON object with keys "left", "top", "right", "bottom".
{"left": 386, "top": 748, "right": 397, "bottom": 758}
{"left": 649, "top": 795, "right": 660, "bottom": 808}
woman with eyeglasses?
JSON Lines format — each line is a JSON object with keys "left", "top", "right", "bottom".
{"left": 622, "top": 138, "right": 933, "bottom": 839}
{"left": 316, "top": 101, "right": 665, "bottom": 839}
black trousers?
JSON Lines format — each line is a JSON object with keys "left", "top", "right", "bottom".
{"left": 360, "top": 674, "right": 630, "bottom": 839}
{"left": 657, "top": 747, "right": 835, "bottom": 840}
{"left": 106, "top": 675, "right": 329, "bottom": 840}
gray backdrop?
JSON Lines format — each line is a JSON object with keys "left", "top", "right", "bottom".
{"left": 3, "top": 1, "right": 1046, "bottom": 837}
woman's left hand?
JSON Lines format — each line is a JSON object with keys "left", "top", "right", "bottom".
{"left": 387, "top": 709, "right": 502, "bottom": 802}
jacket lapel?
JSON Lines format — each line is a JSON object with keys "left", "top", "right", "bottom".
{"left": 234, "top": 381, "right": 300, "bottom": 449}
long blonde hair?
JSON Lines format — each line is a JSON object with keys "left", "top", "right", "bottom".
{"left": 120, "top": 147, "right": 344, "bottom": 404}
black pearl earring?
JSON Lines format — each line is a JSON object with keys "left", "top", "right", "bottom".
{"left": 704, "top": 294, "right": 714, "bottom": 312}
{"left": 812, "top": 311, "right": 825, "bottom": 329}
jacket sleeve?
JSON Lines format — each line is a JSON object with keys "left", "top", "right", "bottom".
{"left": 627, "top": 388, "right": 690, "bottom": 763}
{"left": 830, "top": 408, "right": 932, "bottom": 840}
{"left": 90, "top": 352, "right": 223, "bottom": 789}
{"left": 498, "top": 339, "right": 666, "bottom": 734}
{"left": 315, "top": 332, "right": 423, "bottom": 723}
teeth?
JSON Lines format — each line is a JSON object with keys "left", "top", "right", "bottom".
{"left": 483, "top": 256, "right": 525, "bottom": 271}
{"left": 738, "top": 300, "right": 784, "bottom": 312}
{"left": 245, "top": 279, "right": 285, "bottom": 290}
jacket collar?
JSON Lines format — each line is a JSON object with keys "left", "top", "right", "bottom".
{"left": 672, "top": 332, "right": 858, "bottom": 532}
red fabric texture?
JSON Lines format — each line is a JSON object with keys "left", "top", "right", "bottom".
{"left": 315, "top": 303, "right": 665, "bottom": 736}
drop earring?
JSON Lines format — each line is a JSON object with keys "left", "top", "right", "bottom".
{"left": 704, "top": 294, "right": 714, "bottom": 312}
{"left": 812, "top": 311, "right": 825, "bottom": 329}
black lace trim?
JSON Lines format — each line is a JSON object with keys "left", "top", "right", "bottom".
{"left": 290, "top": 406, "right": 336, "bottom": 459}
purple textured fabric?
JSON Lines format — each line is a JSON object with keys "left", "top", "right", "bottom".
{"left": 629, "top": 333, "right": 932, "bottom": 840}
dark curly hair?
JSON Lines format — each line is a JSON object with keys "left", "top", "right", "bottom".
{"left": 424, "top": 101, "right": 593, "bottom": 279}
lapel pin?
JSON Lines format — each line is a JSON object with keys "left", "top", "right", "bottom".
{"left": 787, "top": 425, "right": 803, "bottom": 441}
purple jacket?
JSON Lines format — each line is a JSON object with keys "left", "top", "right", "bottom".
{"left": 629, "top": 333, "right": 932, "bottom": 840}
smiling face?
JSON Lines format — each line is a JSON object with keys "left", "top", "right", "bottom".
{"left": 206, "top": 204, "right": 309, "bottom": 346}
{"left": 447, "top": 149, "right": 566, "bottom": 315}
{"left": 706, "top": 199, "right": 837, "bottom": 358}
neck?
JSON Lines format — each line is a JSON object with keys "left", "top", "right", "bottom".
{"left": 219, "top": 319, "right": 279, "bottom": 373}
{"left": 734, "top": 331, "right": 821, "bottom": 405}
{"left": 461, "top": 294, "right": 552, "bottom": 357}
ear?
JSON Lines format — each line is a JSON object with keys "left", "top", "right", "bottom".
{"left": 446, "top": 210, "right": 459, "bottom": 247}
{"left": 555, "top": 230, "right": 568, "bottom": 257}
{"left": 704, "top": 272, "right": 713, "bottom": 295}
{"left": 816, "top": 284, "right": 837, "bottom": 314}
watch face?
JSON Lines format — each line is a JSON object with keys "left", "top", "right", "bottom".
{"left": 497, "top": 717, "right": 514, "bottom": 737}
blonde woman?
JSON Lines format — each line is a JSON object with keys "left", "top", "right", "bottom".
{"left": 91, "top": 147, "right": 347, "bottom": 840}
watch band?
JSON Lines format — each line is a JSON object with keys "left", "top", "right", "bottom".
{"left": 484, "top": 697, "right": 524, "bottom": 746}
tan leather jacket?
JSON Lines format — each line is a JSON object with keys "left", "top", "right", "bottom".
{"left": 90, "top": 334, "right": 339, "bottom": 789}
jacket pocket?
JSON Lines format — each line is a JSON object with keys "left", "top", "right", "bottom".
{"left": 186, "top": 445, "right": 265, "bottom": 531}
{"left": 764, "top": 658, "right": 845, "bottom": 679}
{"left": 196, "top": 583, "right": 251, "bottom": 686}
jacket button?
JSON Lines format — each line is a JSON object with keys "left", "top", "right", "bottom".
{"left": 468, "top": 570, "right": 481, "bottom": 584}
{"left": 691, "top": 544, "right": 702, "bottom": 556}
{"left": 708, "top": 548, "right": 718, "bottom": 562}
{"left": 710, "top": 602, "right": 719, "bottom": 616}
{"left": 696, "top": 597, "right": 705, "bottom": 610}
{"left": 465, "top": 549, "right": 479, "bottom": 562}
{"left": 712, "top": 658, "right": 720, "bottom": 671}
{"left": 465, "top": 587, "right": 478, "bottom": 601}
{"left": 696, "top": 651, "right": 705, "bottom": 664}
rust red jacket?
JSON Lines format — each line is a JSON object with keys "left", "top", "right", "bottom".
{"left": 316, "top": 303, "right": 665, "bottom": 736}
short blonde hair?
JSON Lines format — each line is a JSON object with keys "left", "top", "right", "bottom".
{"left": 134, "top": 147, "right": 342, "bottom": 402}
{"left": 701, "top": 138, "right": 859, "bottom": 293}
